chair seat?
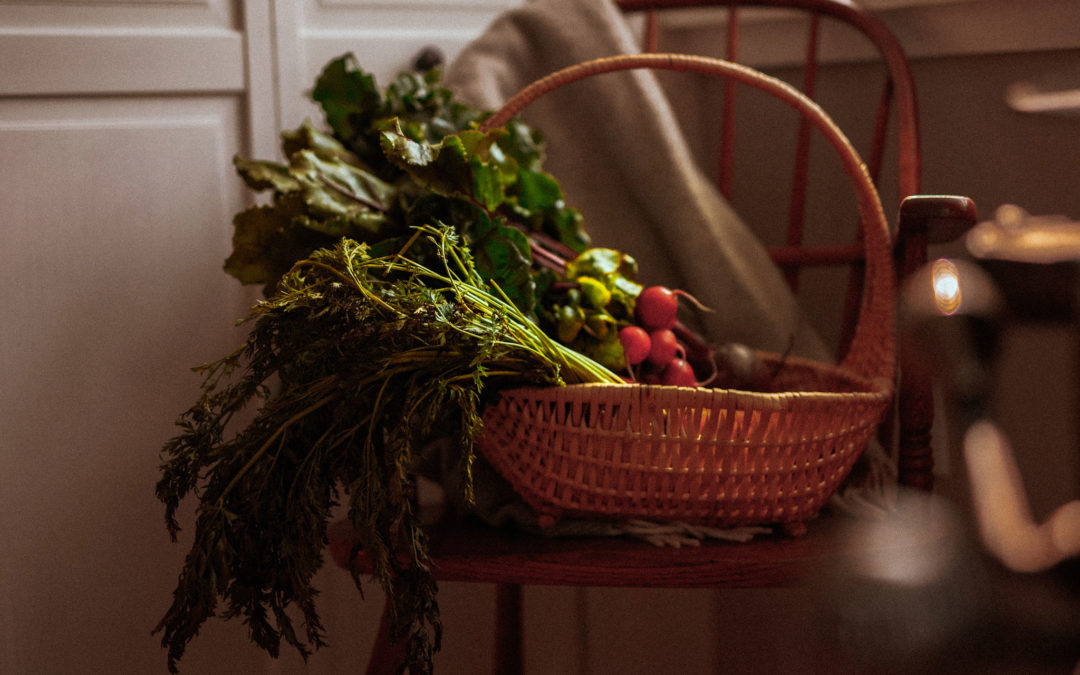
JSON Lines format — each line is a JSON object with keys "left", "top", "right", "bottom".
{"left": 330, "top": 515, "right": 851, "bottom": 588}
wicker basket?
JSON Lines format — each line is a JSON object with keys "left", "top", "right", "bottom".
{"left": 475, "top": 54, "right": 897, "bottom": 528}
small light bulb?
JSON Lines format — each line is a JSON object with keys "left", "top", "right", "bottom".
{"left": 931, "top": 258, "right": 962, "bottom": 315}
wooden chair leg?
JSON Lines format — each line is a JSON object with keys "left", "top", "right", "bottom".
{"left": 494, "top": 583, "right": 523, "bottom": 675}
{"left": 367, "top": 597, "right": 407, "bottom": 675}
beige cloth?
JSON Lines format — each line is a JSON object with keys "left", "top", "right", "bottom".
{"left": 444, "top": 0, "right": 830, "bottom": 359}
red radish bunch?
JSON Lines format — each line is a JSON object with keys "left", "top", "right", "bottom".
{"left": 618, "top": 285, "right": 714, "bottom": 387}
{"left": 635, "top": 286, "right": 680, "bottom": 331}
{"left": 618, "top": 325, "right": 651, "bottom": 366}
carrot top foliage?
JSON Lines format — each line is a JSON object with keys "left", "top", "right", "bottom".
{"left": 155, "top": 53, "right": 628, "bottom": 675}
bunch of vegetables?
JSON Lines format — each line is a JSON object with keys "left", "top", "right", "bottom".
{"left": 155, "top": 53, "right": 720, "bottom": 675}
{"left": 223, "top": 53, "right": 715, "bottom": 387}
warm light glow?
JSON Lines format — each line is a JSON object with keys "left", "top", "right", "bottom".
{"left": 843, "top": 492, "right": 961, "bottom": 588}
{"left": 931, "top": 258, "right": 962, "bottom": 315}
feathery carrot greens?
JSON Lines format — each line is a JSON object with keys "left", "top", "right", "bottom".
{"left": 155, "top": 226, "right": 622, "bottom": 674}
{"left": 157, "top": 52, "right": 643, "bottom": 675}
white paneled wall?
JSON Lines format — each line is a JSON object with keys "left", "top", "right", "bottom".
{"left": 0, "top": 2, "right": 518, "bottom": 673}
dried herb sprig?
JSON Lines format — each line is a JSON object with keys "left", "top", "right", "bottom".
{"left": 155, "top": 225, "right": 620, "bottom": 674}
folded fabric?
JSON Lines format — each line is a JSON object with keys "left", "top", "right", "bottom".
{"left": 444, "top": 0, "right": 830, "bottom": 359}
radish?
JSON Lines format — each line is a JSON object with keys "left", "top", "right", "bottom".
{"left": 646, "top": 328, "right": 684, "bottom": 367}
{"left": 716, "top": 342, "right": 772, "bottom": 391}
{"left": 660, "top": 358, "right": 697, "bottom": 387}
{"left": 635, "top": 285, "right": 713, "bottom": 331}
{"left": 618, "top": 325, "right": 652, "bottom": 366}
{"left": 635, "top": 286, "right": 678, "bottom": 330}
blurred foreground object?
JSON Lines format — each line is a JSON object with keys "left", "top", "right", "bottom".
{"left": 967, "top": 203, "right": 1080, "bottom": 264}
{"left": 825, "top": 487, "right": 1080, "bottom": 674}
{"left": 823, "top": 490, "right": 990, "bottom": 673}
{"left": 1006, "top": 82, "right": 1080, "bottom": 116}
{"left": 833, "top": 253, "right": 1080, "bottom": 673}
{"left": 964, "top": 420, "right": 1080, "bottom": 574}
{"left": 957, "top": 204, "right": 1080, "bottom": 573}
{"left": 903, "top": 253, "right": 1080, "bottom": 573}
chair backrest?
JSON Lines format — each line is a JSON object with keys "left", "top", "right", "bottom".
{"left": 618, "top": 0, "right": 920, "bottom": 359}
{"left": 613, "top": 0, "right": 945, "bottom": 493}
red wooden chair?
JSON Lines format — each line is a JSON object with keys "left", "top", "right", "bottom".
{"left": 618, "top": 0, "right": 976, "bottom": 493}
{"left": 339, "top": 2, "right": 977, "bottom": 672}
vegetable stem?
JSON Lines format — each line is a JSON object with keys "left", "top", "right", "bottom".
{"left": 215, "top": 391, "right": 338, "bottom": 508}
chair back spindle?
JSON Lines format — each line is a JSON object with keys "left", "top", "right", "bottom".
{"left": 619, "top": 0, "right": 919, "bottom": 353}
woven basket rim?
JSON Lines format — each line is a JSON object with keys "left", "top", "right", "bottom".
{"left": 500, "top": 352, "right": 893, "bottom": 401}
{"left": 492, "top": 381, "right": 893, "bottom": 408}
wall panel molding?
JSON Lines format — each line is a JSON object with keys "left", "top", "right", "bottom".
{"left": 0, "top": 0, "right": 235, "bottom": 30}
{"left": 241, "top": 0, "right": 279, "bottom": 160}
{"left": 0, "top": 30, "right": 245, "bottom": 95}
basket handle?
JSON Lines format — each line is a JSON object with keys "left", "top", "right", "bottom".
{"left": 478, "top": 53, "right": 895, "bottom": 386}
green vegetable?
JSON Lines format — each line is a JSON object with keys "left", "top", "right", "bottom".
{"left": 557, "top": 303, "right": 586, "bottom": 343}
{"left": 577, "top": 332, "right": 627, "bottom": 372}
{"left": 584, "top": 311, "right": 615, "bottom": 340}
{"left": 312, "top": 54, "right": 483, "bottom": 180}
{"left": 225, "top": 124, "right": 399, "bottom": 294}
{"left": 577, "top": 276, "right": 611, "bottom": 309}
{"left": 157, "top": 52, "right": 656, "bottom": 675}
{"left": 232, "top": 53, "right": 591, "bottom": 304}
{"left": 155, "top": 225, "right": 621, "bottom": 675}
{"left": 567, "top": 247, "right": 638, "bottom": 279}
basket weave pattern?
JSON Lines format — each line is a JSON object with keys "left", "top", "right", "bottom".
{"left": 476, "top": 54, "right": 897, "bottom": 528}
{"left": 481, "top": 362, "right": 890, "bottom": 526}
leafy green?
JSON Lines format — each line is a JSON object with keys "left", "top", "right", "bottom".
{"left": 161, "top": 52, "right": 652, "bottom": 675}
{"left": 229, "top": 54, "right": 591, "bottom": 300}
{"left": 567, "top": 247, "right": 643, "bottom": 318}
{"left": 380, "top": 122, "right": 509, "bottom": 212}
{"left": 464, "top": 212, "right": 536, "bottom": 314}
{"left": 224, "top": 201, "right": 328, "bottom": 287}
{"left": 312, "top": 54, "right": 484, "bottom": 181}
{"left": 155, "top": 225, "right": 622, "bottom": 674}
{"left": 226, "top": 129, "right": 399, "bottom": 294}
